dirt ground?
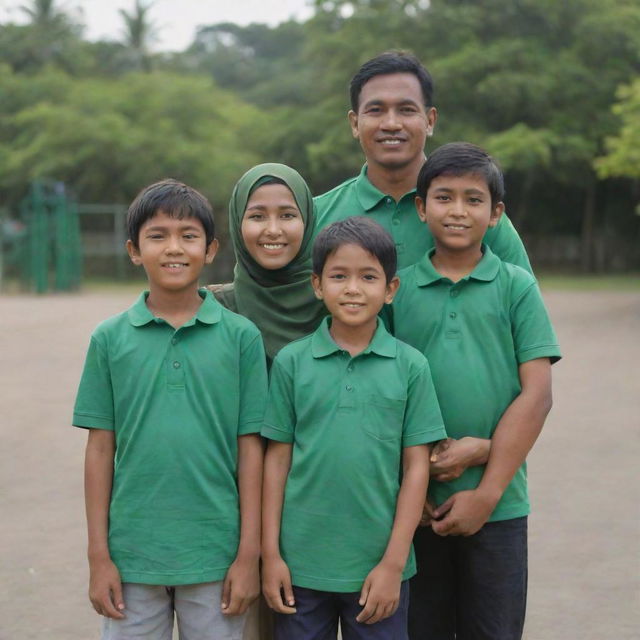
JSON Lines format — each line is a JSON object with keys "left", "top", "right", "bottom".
{"left": 1, "top": 287, "right": 638, "bottom": 639}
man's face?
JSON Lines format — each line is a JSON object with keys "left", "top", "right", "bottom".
{"left": 349, "top": 73, "right": 437, "bottom": 175}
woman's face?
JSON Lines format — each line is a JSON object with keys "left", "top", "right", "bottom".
{"left": 241, "top": 183, "right": 305, "bottom": 270}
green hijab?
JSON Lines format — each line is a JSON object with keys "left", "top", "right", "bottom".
{"left": 221, "top": 163, "right": 326, "bottom": 363}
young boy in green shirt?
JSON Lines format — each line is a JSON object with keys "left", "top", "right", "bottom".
{"left": 261, "top": 216, "right": 446, "bottom": 640}
{"left": 73, "top": 179, "right": 268, "bottom": 640}
{"left": 390, "top": 143, "right": 561, "bottom": 640}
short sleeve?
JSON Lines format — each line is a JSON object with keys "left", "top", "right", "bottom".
{"left": 485, "top": 214, "right": 533, "bottom": 274}
{"left": 511, "top": 283, "right": 562, "bottom": 364}
{"left": 238, "top": 331, "right": 269, "bottom": 435}
{"left": 261, "top": 357, "right": 296, "bottom": 443}
{"left": 72, "top": 335, "right": 115, "bottom": 430}
{"left": 402, "top": 357, "right": 447, "bottom": 448}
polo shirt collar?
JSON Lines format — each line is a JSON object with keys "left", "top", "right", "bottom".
{"left": 415, "top": 244, "right": 501, "bottom": 287}
{"left": 355, "top": 164, "right": 392, "bottom": 211}
{"left": 311, "top": 316, "right": 397, "bottom": 359}
{"left": 127, "top": 288, "right": 222, "bottom": 327}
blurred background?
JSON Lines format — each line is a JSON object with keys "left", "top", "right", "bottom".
{"left": 1, "top": 4, "right": 638, "bottom": 639}
{"left": 0, "top": 0, "right": 639, "bottom": 291}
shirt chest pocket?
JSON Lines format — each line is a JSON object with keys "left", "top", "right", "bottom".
{"left": 361, "top": 394, "right": 406, "bottom": 441}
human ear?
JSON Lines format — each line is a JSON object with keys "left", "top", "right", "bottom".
{"left": 126, "top": 239, "right": 142, "bottom": 266}
{"left": 489, "top": 202, "right": 505, "bottom": 228}
{"left": 415, "top": 196, "right": 428, "bottom": 223}
{"left": 425, "top": 107, "right": 437, "bottom": 138}
{"left": 204, "top": 238, "right": 219, "bottom": 264}
{"left": 348, "top": 110, "right": 359, "bottom": 139}
{"left": 384, "top": 276, "right": 400, "bottom": 304}
{"left": 311, "top": 273, "right": 323, "bottom": 300}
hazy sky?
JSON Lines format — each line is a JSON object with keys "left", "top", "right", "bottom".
{"left": 0, "top": 0, "right": 314, "bottom": 51}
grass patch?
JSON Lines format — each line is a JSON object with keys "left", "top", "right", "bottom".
{"left": 538, "top": 273, "right": 640, "bottom": 291}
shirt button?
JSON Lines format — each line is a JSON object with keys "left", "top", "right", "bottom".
{"left": 449, "top": 312, "right": 457, "bottom": 319}
{"left": 392, "top": 218, "right": 400, "bottom": 226}
{"left": 450, "top": 290, "right": 459, "bottom": 298}
{"left": 346, "top": 385, "right": 353, "bottom": 392}
{"left": 173, "top": 361, "right": 181, "bottom": 369}
{"left": 386, "top": 197, "right": 393, "bottom": 204}
{"left": 347, "top": 365, "right": 354, "bottom": 372}
{"left": 171, "top": 338, "right": 177, "bottom": 345}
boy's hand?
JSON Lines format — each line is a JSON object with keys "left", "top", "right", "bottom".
{"left": 419, "top": 497, "right": 438, "bottom": 527}
{"left": 221, "top": 554, "right": 260, "bottom": 616}
{"left": 262, "top": 555, "right": 296, "bottom": 614}
{"left": 356, "top": 562, "right": 403, "bottom": 624}
{"left": 431, "top": 489, "right": 498, "bottom": 537}
{"left": 430, "top": 437, "right": 488, "bottom": 482}
{"left": 88, "top": 557, "right": 125, "bottom": 619}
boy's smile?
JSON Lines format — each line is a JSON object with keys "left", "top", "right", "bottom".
{"left": 417, "top": 174, "right": 504, "bottom": 255}
{"left": 312, "top": 243, "right": 398, "bottom": 338}
{"left": 126, "top": 211, "right": 217, "bottom": 295}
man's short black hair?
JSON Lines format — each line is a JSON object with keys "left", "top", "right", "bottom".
{"left": 350, "top": 51, "right": 434, "bottom": 112}
{"left": 416, "top": 142, "right": 505, "bottom": 207}
{"left": 312, "top": 217, "right": 397, "bottom": 282}
{"left": 127, "top": 179, "right": 215, "bottom": 248}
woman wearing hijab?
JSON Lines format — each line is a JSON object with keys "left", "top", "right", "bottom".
{"left": 210, "top": 163, "right": 326, "bottom": 366}
{"left": 209, "top": 164, "right": 326, "bottom": 639}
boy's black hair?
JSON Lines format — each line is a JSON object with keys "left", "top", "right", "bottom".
{"left": 127, "top": 179, "right": 215, "bottom": 248}
{"left": 350, "top": 51, "right": 434, "bottom": 112}
{"left": 416, "top": 142, "right": 505, "bottom": 206}
{"left": 312, "top": 217, "right": 397, "bottom": 283}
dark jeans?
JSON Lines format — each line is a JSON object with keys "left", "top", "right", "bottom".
{"left": 408, "top": 517, "right": 528, "bottom": 640}
{"left": 274, "top": 581, "right": 410, "bottom": 640}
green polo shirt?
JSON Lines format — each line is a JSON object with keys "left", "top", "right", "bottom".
{"left": 314, "top": 165, "right": 532, "bottom": 272}
{"left": 391, "top": 247, "right": 561, "bottom": 522}
{"left": 262, "top": 318, "right": 446, "bottom": 592}
{"left": 73, "top": 289, "right": 268, "bottom": 585}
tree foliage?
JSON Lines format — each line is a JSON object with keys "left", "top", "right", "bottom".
{"left": 597, "top": 79, "right": 640, "bottom": 179}
{"left": 1, "top": 0, "right": 639, "bottom": 271}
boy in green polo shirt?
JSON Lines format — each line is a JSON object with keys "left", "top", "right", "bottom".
{"left": 261, "top": 217, "right": 446, "bottom": 640}
{"left": 73, "top": 179, "right": 267, "bottom": 640}
{"left": 390, "top": 143, "right": 561, "bottom": 640}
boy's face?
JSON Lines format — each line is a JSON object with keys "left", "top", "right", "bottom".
{"left": 311, "top": 243, "right": 399, "bottom": 333}
{"left": 416, "top": 173, "right": 504, "bottom": 253}
{"left": 126, "top": 211, "right": 218, "bottom": 294}
{"left": 348, "top": 73, "right": 437, "bottom": 175}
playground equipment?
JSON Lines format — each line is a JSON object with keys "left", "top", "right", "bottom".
{"left": 9, "top": 180, "right": 83, "bottom": 293}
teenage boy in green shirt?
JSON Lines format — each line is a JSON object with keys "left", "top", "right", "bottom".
{"left": 73, "top": 180, "right": 267, "bottom": 640}
{"left": 261, "top": 217, "right": 446, "bottom": 640}
{"left": 390, "top": 143, "right": 561, "bottom": 640}
{"left": 314, "top": 51, "right": 532, "bottom": 273}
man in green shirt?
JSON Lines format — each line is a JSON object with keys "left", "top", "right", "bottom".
{"left": 73, "top": 179, "right": 267, "bottom": 639}
{"left": 390, "top": 143, "right": 561, "bottom": 640}
{"left": 314, "top": 51, "right": 532, "bottom": 272}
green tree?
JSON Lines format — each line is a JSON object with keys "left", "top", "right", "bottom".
{"left": 0, "top": 0, "right": 86, "bottom": 73}
{"left": 596, "top": 79, "right": 640, "bottom": 179}
{"left": 119, "top": 0, "right": 157, "bottom": 71}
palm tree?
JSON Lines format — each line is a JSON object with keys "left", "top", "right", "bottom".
{"left": 119, "top": 0, "right": 157, "bottom": 71}
{"left": 20, "top": 0, "right": 65, "bottom": 28}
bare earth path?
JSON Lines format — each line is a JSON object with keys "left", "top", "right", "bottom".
{"left": 1, "top": 288, "right": 638, "bottom": 639}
